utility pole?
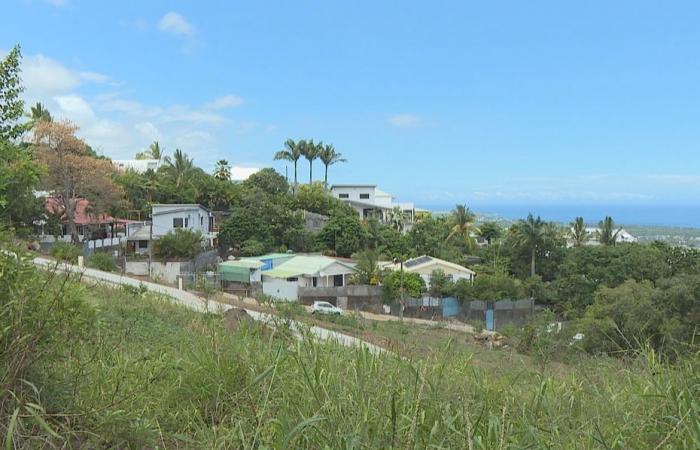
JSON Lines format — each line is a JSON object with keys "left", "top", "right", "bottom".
{"left": 148, "top": 206, "right": 153, "bottom": 279}
{"left": 399, "top": 259, "right": 404, "bottom": 322}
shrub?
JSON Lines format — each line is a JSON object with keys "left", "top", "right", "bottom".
{"left": 153, "top": 228, "right": 203, "bottom": 260}
{"left": 87, "top": 252, "right": 117, "bottom": 272}
{"left": 50, "top": 241, "right": 81, "bottom": 263}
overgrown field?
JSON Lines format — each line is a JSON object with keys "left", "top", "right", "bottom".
{"left": 2, "top": 259, "right": 700, "bottom": 448}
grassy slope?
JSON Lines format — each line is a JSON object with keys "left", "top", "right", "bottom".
{"left": 29, "top": 283, "right": 700, "bottom": 448}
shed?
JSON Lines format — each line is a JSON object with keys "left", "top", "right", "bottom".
{"left": 219, "top": 259, "right": 265, "bottom": 283}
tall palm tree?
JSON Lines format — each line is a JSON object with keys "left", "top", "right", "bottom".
{"left": 318, "top": 144, "right": 347, "bottom": 189}
{"left": 163, "top": 148, "right": 195, "bottom": 189}
{"left": 509, "top": 213, "right": 549, "bottom": 277}
{"left": 570, "top": 216, "right": 589, "bottom": 247}
{"left": 598, "top": 216, "right": 621, "bottom": 246}
{"left": 28, "top": 102, "right": 52, "bottom": 125}
{"left": 299, "top": 139, "right": 320, "bottom": 184}
{"left": 213, "top": 159, "right": 231, "bottom": 181}
{"left": 446, "top": 204, "right": 479, "bottom": 250}
{"left": 274, "top": 139, "right": 302, "bottom": 191}
{"left": 136, "top": 141, "right": 163, "bottom": 160}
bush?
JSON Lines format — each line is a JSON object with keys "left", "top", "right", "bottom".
{"left": 87, "top": 252, "right": 117, "bottom": 272}
{"left": 50, "top": 241, "right": 81, "bottom": 263}
{"left": 153, "top": 228, "right": 203, "bottom": 260}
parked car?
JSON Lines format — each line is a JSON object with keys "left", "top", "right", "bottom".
{"left": 311, "top": 301, "right": 343, "bottom": 315}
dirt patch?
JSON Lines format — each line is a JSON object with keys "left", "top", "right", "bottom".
{"left": 223, "top": 308, "right": 254, "bottom": 332}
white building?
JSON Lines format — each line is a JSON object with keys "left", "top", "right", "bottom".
{"left": 380, "top": 255, "right": 475, "bottom": 288}
{"left": 127, "top": 204, "right": 217, "bottom": 254}
{"left": 329, "top": 184, "right": 417, "bottom": 223}
{"left": 112, "top": 159, "right": 161, "bottom": 173}
{"left": 574, "top": 227, "right": 638, "bottom": 246}
{"left": 261, "top": 255, "right": 357, "bottom": 301}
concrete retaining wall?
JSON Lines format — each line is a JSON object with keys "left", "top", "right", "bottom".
{"left": 298, "top": 285, "right": 384, "bottom": 313}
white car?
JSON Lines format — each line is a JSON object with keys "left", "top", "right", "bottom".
{"left": 311, "top": 301, "right": 343, "bottom": 315}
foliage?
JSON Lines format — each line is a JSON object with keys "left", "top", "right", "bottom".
{"left": 240, "top": 239, "right": 267, "bottom": 257}
{"left": 453, "top": 273, "right": 526, "bottom": 301}
{"left": 427, "top": 269, "right": 453, "bottom": 297}
{"left": 50, "top": 241, "right": 81, "bottom": 263}
{"left": 298, "top": 139, "right": 320, "bottom": 184}
{"left": 162, "top": 148, "right": 195, "bottom": 190}
{"left": 446, "top": 204, "right": 478, "bottom": 250}
{"left": 86, "top": 251, "right": 117, "bottom": 272}
{"left": 317, "top": 212, "right": 367, "bottom": 257}
{"left": 516, "top": 309, "right": 563, "bottom": 370}
{"left": 408, "top": 216, "right": 450, "bottom": 257}
{"left": 317, "top": 143, "right": 346, "bottom": 188}
{"left": 569, "top": 216, "right": 589, "bottom": 247}
{"left": 294, "top": 182, "right": 344, "bottom": 216}
{"left": 0, "top": 139, "right": 43, "bottom": 230}
{"left": 153, "top": 228, "right": 203, "bottom": 260}
{"left": 507, "top": 213, "right": 560, "bottom": 278}
{"left": 598, "top": 216, "right": 621, "bottom": 246}
{"left": 351, "top": 249, "right": 381, "bottom": 285}
{"left": 0, "top": 45, "right": 26, "bottom": 141}
{"left": 274, "top": 138, "right": 302, "bottom": 189}
{"left": 135, "top": 141, "right": 163, "bottom": 160}
{"left": 477, "top": 221, "right": 502, "bottom": 244}
{"left": 213, "top": 159, "right": 231, "bottom": 181}
{"left": 382, "top": 270, "right": 426, "bottom": 302}
{"left": 245, "top": 167, "right": 289, "bottom": 196}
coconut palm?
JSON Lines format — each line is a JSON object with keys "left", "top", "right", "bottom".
{"left": 598, "top": 216, "right": 621, "bottom": 246}
{"left": 509, "top": 213, "right": 550, "bottom": 277}
{"left": 27, "top": 102, "right": 52, "bottom": 128}
{"left": 136, "top": 141, "right": 163, "bottom": 160}
{"left": 163, "top": 148, "right": 195, "bottom": 189}
{"left": 274, "top": 139, "right": 302, "bottom": 191}
{"left": 446, "top": 204, "right": 479, "bottom": 250}
{"left": 299, "top": 139, "right": 320, "bottom": 184}
{"left": 213, "top": 159, "right": 231, "bottom": 181}
{"left": 318, "top": 144, "right": 347, "bottom": 189}
{"left": 570, "top": 216, "right": 589, "bottom": 247}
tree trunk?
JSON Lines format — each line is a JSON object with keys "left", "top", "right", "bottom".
{"left": 324, "top": 164, "right": 328, "bottom": 190}
{"left": 65, "top": 198, "right": 80, "bottom": 244}
{"left": 309, "top": 161, "right": 313, "bottom": 184}
{"left": 293, "top": 161, "right": 298, "bottom": 193}
{"left": 530, "top": 247, "right": 536, "bottom": 278}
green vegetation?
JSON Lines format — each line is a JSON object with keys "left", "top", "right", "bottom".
{"left": 49, "top": 241, "right": 81, "bottom": 263}
{"left": 153, "top": 228, "right": 203, "bottom": 260}
{"left": 86, "top": 251, "right": 118, "bottom": 272}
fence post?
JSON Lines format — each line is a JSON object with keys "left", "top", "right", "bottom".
{"left": 178, "top": 276, "right": 183, "bottom": 291}
{"left": 77, "top": 255, "right": 84, "bottom": 268}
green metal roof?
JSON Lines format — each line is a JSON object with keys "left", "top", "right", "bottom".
{"left": 219, "top": 259, "right": 265, "bottom": 269}
{"left": 243, "top": 253, "right": 294, "bottom": 261}
{"left": 263, "top": 255, "right": 356, "bottom": 279}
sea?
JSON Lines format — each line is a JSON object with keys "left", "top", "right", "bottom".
{"left": 423, "top": 204, "right": 700, "bottom": 229}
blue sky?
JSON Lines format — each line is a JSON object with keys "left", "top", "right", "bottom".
{"left": 4, "top": 0, "right": 700, "bottom": 208}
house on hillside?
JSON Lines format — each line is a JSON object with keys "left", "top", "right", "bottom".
{"left": 126, "top": 204, "right": 216, "bottom": 254}
{"left": 330, "top": 184, "right": 417, "bottom": 224}
{"left": 381, "top": 255, "right": 475, "bottom": 288}
{"left": 261, "top": 255, "right": 357, "bottom": 301}
{"left": 568, "top": 227, "right": 639, "bottom": 247}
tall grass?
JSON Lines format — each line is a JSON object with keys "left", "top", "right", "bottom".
{"left": 1, "top": 243, "right": 699, "bottom": 447}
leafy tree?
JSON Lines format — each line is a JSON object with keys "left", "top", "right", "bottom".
{"left": 385, "top": 206, "right": 406, "bottom": 232}
{"left": 598, "top": 216, "right": 621, "bottom": 246}
{"left": 299, "top": 139, "right": 320, "bottom": 184}
{"left": 409, "top": 216, "right": 449, "bottom": 257}
{"left": 382, "top": 270, "right": 426, "bottom": 302}
{"left": 33, "top": 121, "right": 123, "bottom": 243}
{"left": 153, "top": 228, "right": 203, "bottom": 260}
{"left": 477, "top": 221, "right": 502, "bottom": 244}
{"left": 293, "top": 182, "right": 343, "bottom": 215}
{"left": 428, "top": 269, "right": 453, "bottom": 298}
{"left": 317, "top": 212, "right": 367, "bottom": 257}
{"left": 274, "top": 139, "right": 302, "bottom": 190}
{"left": 26, "top": 102, "right": 52, "bottom": 129}
{"left": 244, "top": 168, "right": 289, "bottom": 196}
{"left": 0, "top": 140, "right": 42, "bottom": 230}
{"left": 508, "top": 214, "right": 556, "bottom": 278}
{"left": 352, "top": 249, "right": 381, "bottom": 285}
{"left": 213, "top": 159, "right": 231, "bottom": 181}
{"left": 453, "top": 273, "right": 526, "bottom": 301}
{"left": 317, "top": 144, "right": 346, "bottom": 189}
{"left": 378, "top": 226, "right": 410, "bottom": 259}
{"left": 162, "top": 148, "right": 195, "bottom": 189}
{"left": 569, "top": 216, "right": 589, "bottom": 247}
{"left": 0, "top": 45, "right": 26, "bottom": 141}
{"left": 446, "top": 204, "right": 478, "bottom": 251}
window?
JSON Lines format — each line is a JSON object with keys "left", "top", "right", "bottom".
{"left": 338, "top": 193, "right": 349, "bottom": 199}
{"left": 185, "top": 217, "right": 189, "bottom": 228}
{"left": 312, "top": 277, "right": 318, "bottom": 287}
{"left": 286, "top": 277, "right": 298, "bottom": 282}
{"left": 359, "top": 193, "right": 370, "bottom": 199}
{"left": 173, "top": 218, "right": 183, "bottom": 228}
{"left": 333, "top": 274, "right": 344, "bottom": 286}
{"left": 200, "top": 216, "right": 203, "bottom": 226}
{"left": 138, "top": 240, "right": 148, "bottom": 249}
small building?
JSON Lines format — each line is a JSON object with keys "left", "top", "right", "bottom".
{"left": 261, "top": 255, "right": 357, "bottom": 301}
{"left": 575, "top": 227, "right": 639, "bottom": 246}
{"left": 242, "top": 253, "right": 295, "bottom": 270}
{"left": 112, "top": 159, "right": 161, "bottom": 173}
{"left": 381, "top": 255, "right": 475, "bottom": 288}
{"left": 329, "top": 184, "right": 417, "bottom": 223}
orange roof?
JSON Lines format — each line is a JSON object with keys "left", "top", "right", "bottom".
{"left": 44, "top": 197, "right": 124, "bottom": 225}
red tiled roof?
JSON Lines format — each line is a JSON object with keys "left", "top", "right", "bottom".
{"left": 44, "top": 197, "right": 118, "bottom": 225}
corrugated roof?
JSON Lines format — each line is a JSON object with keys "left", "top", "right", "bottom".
{"left": 243, "top": 253, "right": 294, "bottom": 261}
{"left": 263, "top": 255, "right": 356, "bottom": 279}
{"left": 220, "top": 259, "right": 265, "bottom": 269}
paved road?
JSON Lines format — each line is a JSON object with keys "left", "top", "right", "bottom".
{"left": 33, "top": 257, "right": 386, "bottom": 355}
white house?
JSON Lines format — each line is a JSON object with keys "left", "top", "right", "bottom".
{"left": 261, "top": 255, "right": 357, "bottom": 301}
{"left": 112, "top": 159, "right": 161, "bottom": 173}
{"left": 575, "top": 227, "right": 638, "bottom": 246}
{"left": 380, "top": 255, "right": 476, "bottom": 288}
{"left": 329, "top": 184, "right": 417, "bottom": 223}
{"left": 127, "top": 204, "right": 216, "bottom": 254}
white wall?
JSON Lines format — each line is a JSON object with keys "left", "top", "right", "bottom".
{"left": 151, "top": 206, "right": 211, "bottom": 237}
{"left": 330, "top": 186, "right": 377, "bottom": 204}
{"left": 125, "top": 260, "right": 185, "bottom": 284}
{"left": 262, "top": 276, "right": 300, "bottom": 301}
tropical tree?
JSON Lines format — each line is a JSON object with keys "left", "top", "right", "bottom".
{"left": 213, "top": 159, "right": 231, "bottom": 181}
{"left": 509, "top": 213, "right": 551, "bottom": 277}
{"left": 570, "top": 216, "right": 589, "bottom": 247}
{"left": 0, "top": 45, "right": 26, "bottom": 141}
{"left": 352, "top": 249, "right": 381, "bottom": 285}
{"left": 446, "top": 204, "right": 479, "bottom": 251}
{"left": 386, "top": 206, "right": 406, "bottom": 232}
{"left": 136, "top": 140, "right": 163, "bottom": 160}
{"left": 598, "top": 216, "right": 621, "bottom": 246}
{"left": 162, "top": 148, "right": 195, "bottom": 189}
{"left": 318, "top": 144, "right": 346, "bottom": 189}
{"left": 27, "top": 102, "right": 52, "bottom": 128}
{"left": 274, "top": 139, "right": 302, "bottom": 191}
{"left": 299, "top": 139, "right": 320, "bottom": 184}
{"left": 477, "top": 221, "right": 502, "bottom": 244}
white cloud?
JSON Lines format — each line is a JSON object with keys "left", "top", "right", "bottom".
{"left": 205, "top": 94, "right": 244, "bottom": 110}
{"left": 231, "top": 166, "right": 260, "bottom": 181}
{"left": 158, "top": 12, "right": 195, "bottom": 37}
{"left": 54, "top": 95, "right": 96, "bottom": 123}
{"left": 388, "top": 113, "right": 421, "bottom": 128}
{"left": 23, "top": 54, "right": 81, "bottom": 94}
{"left": 79, "top": 71, "right": 109, "bottom": 83}
{"left": 134, "top": 122, "right": 160, "bottom": 141}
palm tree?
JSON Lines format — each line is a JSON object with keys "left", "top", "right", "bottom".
{"left": 386, "top": 206, "right": 406, "bottom": 232}
{"left": 26, "top": 102, "right": 52, "bottom": 132}
{"left": 163, "top": 148, "right": 195, "bottom": 189}
{"left": 570, "top": 216, "right": 589, "bottom": 247}
{"left": 318, "top": 144, "right": 347, "bottom": 189}
{"left": 136, "top": 141, "right": 163, "bottom": 160}
{"left": 446, "top": 204, "right": 479, "bottom": 250}
{"left": 299, "top": 139, "right": 320, "bottom": 184}
{"left": 598, "top": 216, "right": 621, "bottom": 246}
{"left": 509, "top": 213, "right": 549, "bottom": 277}
{"left": 274, "top": 139, "right": 302, "bottom": 191}
{"left": 213, "top": 159, "right": 231, "bottom": 181}
{"left": 477, "top": 221, "right": 502, "bottom": 245}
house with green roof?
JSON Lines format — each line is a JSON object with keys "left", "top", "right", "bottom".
{"left": 262, "top": 255, "right": 357, "bottom": 301}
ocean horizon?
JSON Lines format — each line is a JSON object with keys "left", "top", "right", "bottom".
{"left": 422, "top": 204, "right": 700, "bottom": 229}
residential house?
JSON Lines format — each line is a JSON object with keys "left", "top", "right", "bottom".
{"left": 381, "top": 255, "right": 476, "bottom": 288}
{"left": 261, "top": 255, "right": 357, "bottom": 301}
{"left": 568, "top": 227, "right": 639, "bottom": 247}
{"left": 126, "top": 204, "right": 216, "bottom": 254}
{"left": 112, "top": 159, "right": 161, "bottom": 173}
{"left": 330, "top": 184, "right": 417, "bottom": 224}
